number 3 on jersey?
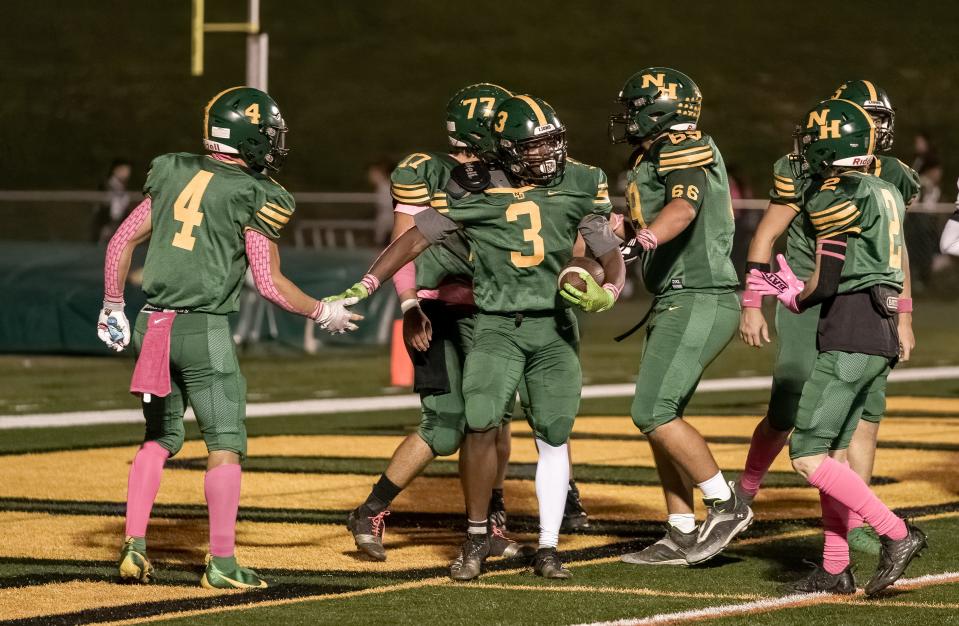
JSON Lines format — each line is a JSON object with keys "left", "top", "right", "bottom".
{"left": 506, "top": 201, "right": 545, "bottom": 268}
{"left": 172, "top": 170, "right": 213, "bottom": 251}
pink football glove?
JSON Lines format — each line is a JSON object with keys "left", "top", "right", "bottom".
{"left": 746, "top": 253, "right": 805, "bottom": 313}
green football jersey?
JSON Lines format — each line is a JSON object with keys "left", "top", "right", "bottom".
{"left": 804, "top": 171, "right": 906, "bottom": 293}
{"left": 390, "top": 151, "right": 473, "bottom": 289}
{"left": 770, "top": 154, "right": 920, "bottom": 281}
{"left": 625, "top": 132, "right": 738, "bottom": 296}
{"left": 443, "top": 160, "right": 612, "bottom": 312}
{"left": 141, "top": 153, "right": 294, "bottom": 314}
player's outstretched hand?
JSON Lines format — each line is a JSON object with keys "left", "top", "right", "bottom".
{"left": 403, "top": 305, "right": 432, "bottom": 352}
{"left": 315, "top": 297, "right": 364, "bottom": 334}
{"left": 560, "top": 272, "right": 615, "bottom": 313}
{"left": 739, "top": 307, "right": 770, "bottom": 348}
{"left": 747, "top": 254, "right": 804, "bottom": 313}
{"left": 323, "top": 282, "right": 369, "bottom": 303}
{"left": 97, "top": 307, "right": 130, "bottom": 352}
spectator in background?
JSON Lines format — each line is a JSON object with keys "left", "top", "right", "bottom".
{"left": 728, "top": 165, "right": 757, "bottom": 280}
{"left": 368, "top": 158, "right": 395, "bottom": 246}
{"left": 907, "top": 133, "right": 943, "bottom": 291}
{"left": 92, "top": 159, "right": 132, "bottom": 243}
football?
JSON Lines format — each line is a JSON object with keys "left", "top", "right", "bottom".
{"left": 557, "top": 256, "right": 605, "bottom": 292}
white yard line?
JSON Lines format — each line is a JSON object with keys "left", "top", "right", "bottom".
{"left": 571, "top": 571, "right": 959, "bottom": 626}
{"left": 3, "top": 365, "right": 958, "bottom": 430}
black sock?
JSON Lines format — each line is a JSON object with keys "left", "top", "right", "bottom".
{"left": 362, "top": 475, "right": 402, "bottom": 514}
{"left": 568, "top": 479, "right": 578, "bottom": 494}
{"left": 490, "top": 488, "right": 504, "bottom": 502}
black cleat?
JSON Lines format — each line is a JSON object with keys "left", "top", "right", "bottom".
{"left": 621, "top": 524, "right": 698, "bottom": 566}
{"left": 346, "top": 507, "right": 389, "bottom": 561}
{"left": 685, "top": 482, "right": 753, "bottom": 564}
{"left": 449, "top": 533, "right": 491, "bottom": 581}
{"left": 865, "top": 522, "right": 927, "bottom": 596}
{"left": 789, "top": 562, "right": 857, "bottom": 595}
{"left": 561, "top": 481, "right": 590, "bottom": 531}
{"left": 488, "top": 523, "right": 536, "bottom": 561}
{"left": 533, "top": 547, "right": 571, "bottom": 579}
{"left": 489, "top": 490, "right": 507, "bottom": 530}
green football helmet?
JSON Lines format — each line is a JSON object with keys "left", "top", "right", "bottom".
{"left": 830, "top": 80, "right": 895, "bottom": 151}
{"left": 792, "top": 99, "right": 876, "bottom": 177}
{"left": 491, "top": 95, "right": 567, "bottom": 184}
{"left": 609, "top": 67, "right": 702, "bottom": 144}
{"left": 446, "top": 83, "right": 513, "bottom": 159}
{"left": 203, "top": 86, "right": 289, "bottom": 172}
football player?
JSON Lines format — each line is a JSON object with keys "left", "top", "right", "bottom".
{"left": 736, "top": 80, "right": 919, "bottom": 559}
{"left": 609, "top": 68, "right": 750, "bottom": 566}
{"left": 98, "top": 87, "right": 358, "bottom": 589}
{"left": 326, "top": 95, "right": 625, "bottom": 580}
{"left": 346, "top": 83, "right": 532, "bottom": 562}
{"left": 749, "top": 99, "right": 927, "bottom": 596}
{"left": 940, "top": 186, "right": 959, "bottom": 255}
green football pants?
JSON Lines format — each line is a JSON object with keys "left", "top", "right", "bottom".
{"left": 462, "top": 310, "right": 580, "bottom": 446}
{"left": 631, "top": 291, "right": 739, "bottom": 433}
{"left": 133, "top": 312, "right": 247, "bottom": 459}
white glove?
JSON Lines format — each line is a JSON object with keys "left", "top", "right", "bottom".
{"left": 97, "top": 304, "right": 130, "bottom": 352}
{"left": 314, "top": 297, "right": 362, "bottom": 334}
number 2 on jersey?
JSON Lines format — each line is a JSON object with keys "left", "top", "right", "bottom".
{"left": 506, "top": 201, "right": 545, "bottom": 268}
{"left": 880, "top": 188, "right": 903, "bottom": 270}
{"left": 172, "top": 170, "right": 213, "bottom": 251}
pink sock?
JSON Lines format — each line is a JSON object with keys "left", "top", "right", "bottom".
{"left": 808, "top": 457, "right": 906, "bottom": 541}
{"left": 820, "top": 492, "right": 850, "bottom": 574}
{"left": 204, "top": 463, "right": 242, "bottom": 558}
{"left": 124, "top": 441, "right": 170, "bottom": 538}
{"left": 739, "top": 422, "right": 787, "bottom": 495}
{"left": 847, "top": 510, "right": 865, "bottom": 530}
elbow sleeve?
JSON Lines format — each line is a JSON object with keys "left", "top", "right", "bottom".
{"left": 244, "top": 229, "right": 298, "bottom": 313}
{"left": 578, "top": 214, "right": 621, "bottom": 257}
{"left": 104, "top": 197, "right": 151, "bottom": 304}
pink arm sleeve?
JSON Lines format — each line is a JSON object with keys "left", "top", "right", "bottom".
{"left": 244, "top": 229, "right": 318, "bottom": 317}
{"left": 393, "top": 262, "right": 417, "bottom": 297}
{"left": 104, "top": 196, "right": 151, "bottom": 306}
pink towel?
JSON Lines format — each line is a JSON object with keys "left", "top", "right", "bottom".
{"left": 130, "top": 312, "right": 176, "bottom": 399}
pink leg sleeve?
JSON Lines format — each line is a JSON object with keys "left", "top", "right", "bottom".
{"left": 124, "top": 441, "right": 170, "bottom": 538}
{"left": 205, "top": 463, "right": 242, "bottom": 558}
{"left": 820, "top": 492, "right": 851, "bottom": 574}
{"left": 739, "top": 422, "right": 788, "bottom": 496}
{"left": 104, "top": 197, "right": 151, "bottom": 306}
{"left": 808, "top": 457, "right": 906, "bottom": 541}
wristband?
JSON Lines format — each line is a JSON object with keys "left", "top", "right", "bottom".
{"left": 741, "top": 290, "right": 763, "bottom": 308}
{"left": 602, "top": 282, "right": 622, "bottom": 301}
{"left": 360, "top": 273, "right": 381, "bottom": 294}
{"left": 400, "top": 298, "right": 420, "bottom": 314}
{"left": 309, "top": 301, "right": 324, "bottom": 321}
{"left": 897, "top": 297, "right": 913, "bottom": 313}
{"left": 103, "top": 298, "right": 125, "bottom": 312}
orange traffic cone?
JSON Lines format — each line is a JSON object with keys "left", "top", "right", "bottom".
{"left": 390, "top": 319, "right": 414, "bottom": 387}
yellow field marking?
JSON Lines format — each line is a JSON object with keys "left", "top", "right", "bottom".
{"left": 886, "top": 396, "right": 959, "bottom": 414}
{"left": 0, "top": 581, "right": 223, "bottom": 622}
{"left": 472, "top": 582, "right": 762, "bottom": 601}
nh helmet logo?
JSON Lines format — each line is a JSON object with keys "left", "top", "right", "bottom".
{"left": 807, "top": 109, "right": 841, "bottom": 139}
{"left": 641, "top": 73, "right": 679, "bottom": 100}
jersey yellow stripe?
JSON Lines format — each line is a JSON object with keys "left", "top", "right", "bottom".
{"left": 658, "top": 156, "right": 714, "bottom": 172}
{"left": 392, "top": 187, "right": 431, "bottom": 199}
{"left": 863, "top": 80, "right": 878, "bottom": 102}
{"left": 659, "top": 150, "right": 713, "bottom": 166}
{"left": 811, "top": 207, "right": 857, "bottom": 226}
{"left": 433, "top": 191, "right": 447, "bottom": 197}
{"left": 873, "top": 157, "right": 883, "bottom": 177}
{"left": 774, "top": 180, "right": 795, "bottom": 192}
{"left": 809, "top": 200, "right": 852, "bottom": 219}
{"left": 203, "top": 86, "right": 245, "bottom": 140}
{"left": 826, "top": 226, "right": 863, "bottom": 237}
{"left": 430, "top": 200, "right": 448, "bottom": 208}
{"left": 515, "top": 95, "right": 548, "bottom": 126}
{"left": 661, "top": 145, "right": 712, "bottom": 159}
{"left": 264, "top": 202, "right": 292, "bottom": 216}
{"left": 774, "top": 174, "right": 794, "bottom": 183}
{"left": 392, "top": 183, "right": 427, "bottom": 189}
{"left": 487, "top": 185, "right": 536, "bottom": 195}
{"left": 785, "top": 202, "right": 802, "bottom": 213}
{"left": 814, "top": 211, "right": 860, "bottom": 232}
{"left": 391, "top": 194, "right": 431, "bottom": 205}
{"left": 259, "top": 207, "right": 290, "bottom": 224}
{"left": 258, "top": 213, "right": 284, "bottom": 229}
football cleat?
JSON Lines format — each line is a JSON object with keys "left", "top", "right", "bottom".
{"left": 200, "top": 555, "right": 268, "bottom": 590}
{"left": 789, "top": 562, "right": 856, "bottom": 595}
{"left": 685, "top": 481, "right": 754, "bottom": 565}
{"left": 347, "top": 507, "right": 390, "bottom": 561}
{"left": 621, "top": 524, "right": 698, "bottom": 566}
{"left": 118, "top": 537, "right": 154, "bottom": 583}
{"left": 489, "top": 490, "right": 507, "bottom": 530}
{"left": 449, "top": 533, "right": 491, "bottom": 581}
{"left": 865, "top": 522, "right": 927, "bottom": 596}
{"left": 488, "top": 523, "right": 536, "bottom": 561}
{"left": 848, "top": 524, "right": 881, "bottom": 556}
{"left": 561, "top": 481, "right": 590, "bottom": 531}
{"left": 533, "top": 547, "right": 572, "bottom": 579}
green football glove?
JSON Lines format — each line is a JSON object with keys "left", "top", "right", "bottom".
{"left": 323, "top": 282, "right": 369, "bottom": 303}
{"left": 560, "top": 272, "right": 616, "bottom": 313}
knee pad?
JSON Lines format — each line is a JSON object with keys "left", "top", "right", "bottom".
{"left": 535, "top": 415, "right": 574, "bottom": 447}
{"left": 465, "top": 395, "right": 502, "bottom": 433}
{"left": 151, "top": 432, "right": 184, "bottom": 458}
{"left": 422, "top": 427, "right": 464, "bottom": 457}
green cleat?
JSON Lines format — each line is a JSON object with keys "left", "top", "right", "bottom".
{"left": 848, "top": 524, "right": 881, "bottom": 556}
{"left": 118, "top": 537, "right": 154, "bottom": 583}
{"left": 200, "top": 555, "right": 268, "bottom": 590}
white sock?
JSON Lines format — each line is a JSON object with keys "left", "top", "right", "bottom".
{"left": 467, "top": 518, "right": 488, "bottom": 536}
{"left": 697, "top": 471, "right": 731, "bottom": 502}
{"left": 667, "top": 513, "right": 696, "bottom": 534}
{"left": 535, "top": 439, "right": 570, "bottom": 549}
